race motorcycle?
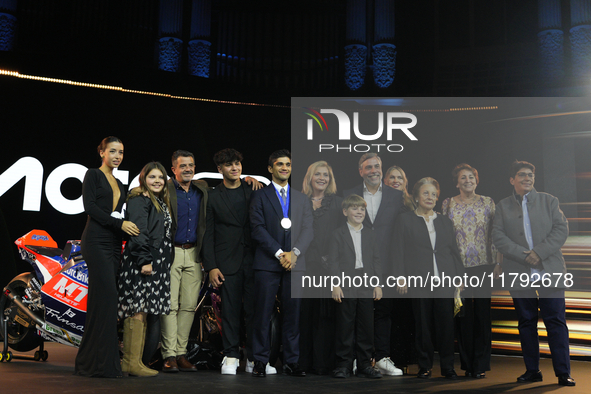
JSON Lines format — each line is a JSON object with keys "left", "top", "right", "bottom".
{"left": 0, "top": 229, "right": 280, "bottom": 367}
{"left": 1, "top": 230, "right": 88, "bottom": 362}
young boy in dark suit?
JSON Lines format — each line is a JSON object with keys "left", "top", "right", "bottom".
{"left": 329, "top": 194, "right": 383, "bottom": 379}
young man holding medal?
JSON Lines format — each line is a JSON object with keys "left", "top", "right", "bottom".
{"left": 249, "top": 149, "right": 314, "bottom": 377}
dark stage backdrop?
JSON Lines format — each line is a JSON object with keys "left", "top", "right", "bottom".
{"left": 0, "top": 76, "right": 290, "bottom": 269}
{"left": 4, "top": 80, "right": 591, "bottom": 271}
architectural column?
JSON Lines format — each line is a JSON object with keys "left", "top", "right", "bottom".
{"left": 538, "top": 0, "right": 564, "bottom": 81}
{"left": 0, "top": 0, "right": 17, "bottom": 51}
{"left": 570, "top": 0, "right": 591, "bottom": 78}
{"left": 188, "top": 0, "right": 211, "bottom": 78}
{"left": 373, "top": 0, "right": 396, "bottom": 88}
{"left": 345, "top": 0, "right": 367, "bottom": 90}
{"left": 158, "top": 0, "right": 184, "bottom": 72}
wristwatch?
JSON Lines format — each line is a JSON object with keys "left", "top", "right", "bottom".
{"left": 292, "top": 248, "right": 301, "bottom": 257}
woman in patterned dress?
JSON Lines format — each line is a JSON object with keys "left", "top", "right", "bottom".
{"left": 441, "top": 164, "right": 502, "bottom": 379}
{"left": 118, "top": 162, "right": 173, "bottom": 377}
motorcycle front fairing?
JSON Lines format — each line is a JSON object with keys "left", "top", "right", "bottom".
{"left": 7, "top": 230, "right": 89, "bottom": 348}
{"left": 38, "top": 261, "right": 88, "bottom": 346}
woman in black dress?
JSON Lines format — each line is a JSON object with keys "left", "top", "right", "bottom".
{"left": 75, "top": 137, "right": 140, "bottom": 378}
{"left": 299, "top": 160, "right": 343, "bottom": 375}
{"left": 383, "top": 165, "right": 417, "bottom": 373}
{"left": 118, "top": 162, "right": 172, "bottom": 377}
{"left": 393, "top": 177, "right": 464, "bottom": 379}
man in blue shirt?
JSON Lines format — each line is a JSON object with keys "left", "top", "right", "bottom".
{"left": 493, "top": 160, "right": 575, "bottom": 387}
{"left": 161, "top": 150, "right": 262, "bottom": 373}
{"left": 161, "top": 150, "right": 208, "bottom": 373}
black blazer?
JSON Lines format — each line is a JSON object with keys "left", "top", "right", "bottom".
{"left": 328, "top": 224, "right": 382, "bottom": 297}
{"left": 343, "top": 183, "right": 404, "bottom": 277}
{"left": 250, "top": 184, "right": 314, "bottom": 272}
{"left": 393, "top": 211, "right": 464, "bottom": 296}
{"left": 306, "top": 194, "right": 345, "bottom": 273}
{"left": 203, "top": 179, "right": 254, "bottom": 275}
{"left": 124, "top": 195, "right": 167, "bottom": 268}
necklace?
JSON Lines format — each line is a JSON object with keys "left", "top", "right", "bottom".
{"left": 311, "top": 196, "right": 324, "bottom": 201}
{"left": 459, "top": 194, "right": 477, "bottom": 204}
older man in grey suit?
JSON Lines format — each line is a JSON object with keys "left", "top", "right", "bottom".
{"left": 492, "top": 160, "right": 575, "bottom": 387}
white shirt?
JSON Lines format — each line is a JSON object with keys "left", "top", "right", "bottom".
{"left": 363, "top": 182, "right": 383, "bottom": 224}
{"left": 272, "top": 181, "right": 289, "bottom": 204}
{"left": 417, "top": 211, "right": 439, "bottom": 278}
{"left": 271, "top": 181, "right": 289, "bottom": 260}
{"left": 347, "top": 222, "right": 364, "bottom": 269}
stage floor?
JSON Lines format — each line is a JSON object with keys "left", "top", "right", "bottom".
{"left": 0, "top": 343, "right": 589, "bottom": 393}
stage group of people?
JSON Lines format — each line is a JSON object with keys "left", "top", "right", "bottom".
{"left": 73, "top": 136, "right": 575, "bottom": 387}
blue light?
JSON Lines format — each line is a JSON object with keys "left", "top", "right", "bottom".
{"left": 0, "top": 12, "right": 16, "bottom": 51}
{"left": 188, "top": 39, "right": 211, "bottom": 78}
{"left": 339, "top": 98, "right": 406, "bottom": 106}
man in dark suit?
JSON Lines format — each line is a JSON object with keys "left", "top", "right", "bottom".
{"left": 203, "top": 148, "right": 263, "bottom": 375}
{"left": 343, "top": 153, "right": 404, "bottom": 376}
{"left": 493, "top": 161, "right": 575, "bottom": 387}
{"left": 249, "top": 149, "right": 314, "bottom": 377}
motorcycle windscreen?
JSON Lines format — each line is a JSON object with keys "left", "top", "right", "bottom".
{"left": 40, "top": 262, "right": 88, "bottom": 336}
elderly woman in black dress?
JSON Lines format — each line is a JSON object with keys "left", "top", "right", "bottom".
{"left": 75, "top": 137, "right": 140, "bottom": 378}
{"left": 118, "top": 161, "right": 173, "bottom": 377}
{"left": 299, "top": 160, "right": 343, "bottom": 375}
{"left": 394, "top": 177, "right": 464, "bottom": 379}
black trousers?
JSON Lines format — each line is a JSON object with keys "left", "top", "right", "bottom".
{"left": 335, "top": 297, "right": 374, "bottom": 370}
{"left": 389, "top": 297, "right": 416, "bottom": 367}
{"left": 412, "top": 296, "right": 455, "bottom": 373}
{"left": 252, "top": 269, "right": 301, "bottom": 365}
{"left": 373, "top": 297, "right": 394, "bottom": 362}
{"left": 511, "top": 288, "right": 570, "bottom": 376}
{"left": 456, "top": 265, "right": 493, "bottom": 373}
{"left": 220, "top": 260, "right": 254, "bottom": 359}
{"left": 299, "top": 298, "right": 335, "bottom": 372}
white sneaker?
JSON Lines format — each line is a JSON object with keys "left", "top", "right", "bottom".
{"left": 265, "top": 363, "right": 277, "bottom": 375}
{"left": 221, "top": 356, "right": 238, "bottom": 375}
{"left": 245, "top": 360, "right": 277, "bottom": 375}
{"left": 375, "top": 357, "right": 403, "bottom": 376}
{"left": 246, "top": 360, "right": 254, "bottom": 373}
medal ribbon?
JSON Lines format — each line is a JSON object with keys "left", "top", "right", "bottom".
{"left": 275, "top": 184, "right": 290, "bottom": 219}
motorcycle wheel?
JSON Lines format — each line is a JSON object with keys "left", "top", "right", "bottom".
{"left": 0, "top": 280, "right": 43, "bottom": 352}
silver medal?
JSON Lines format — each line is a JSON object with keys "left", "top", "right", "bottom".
{"left": 281, "top": 218, "right": 292, "bottom": 229}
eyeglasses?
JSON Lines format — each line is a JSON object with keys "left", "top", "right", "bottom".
{"left": 516, "top": 172, "right": 535, "bottom": 178}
